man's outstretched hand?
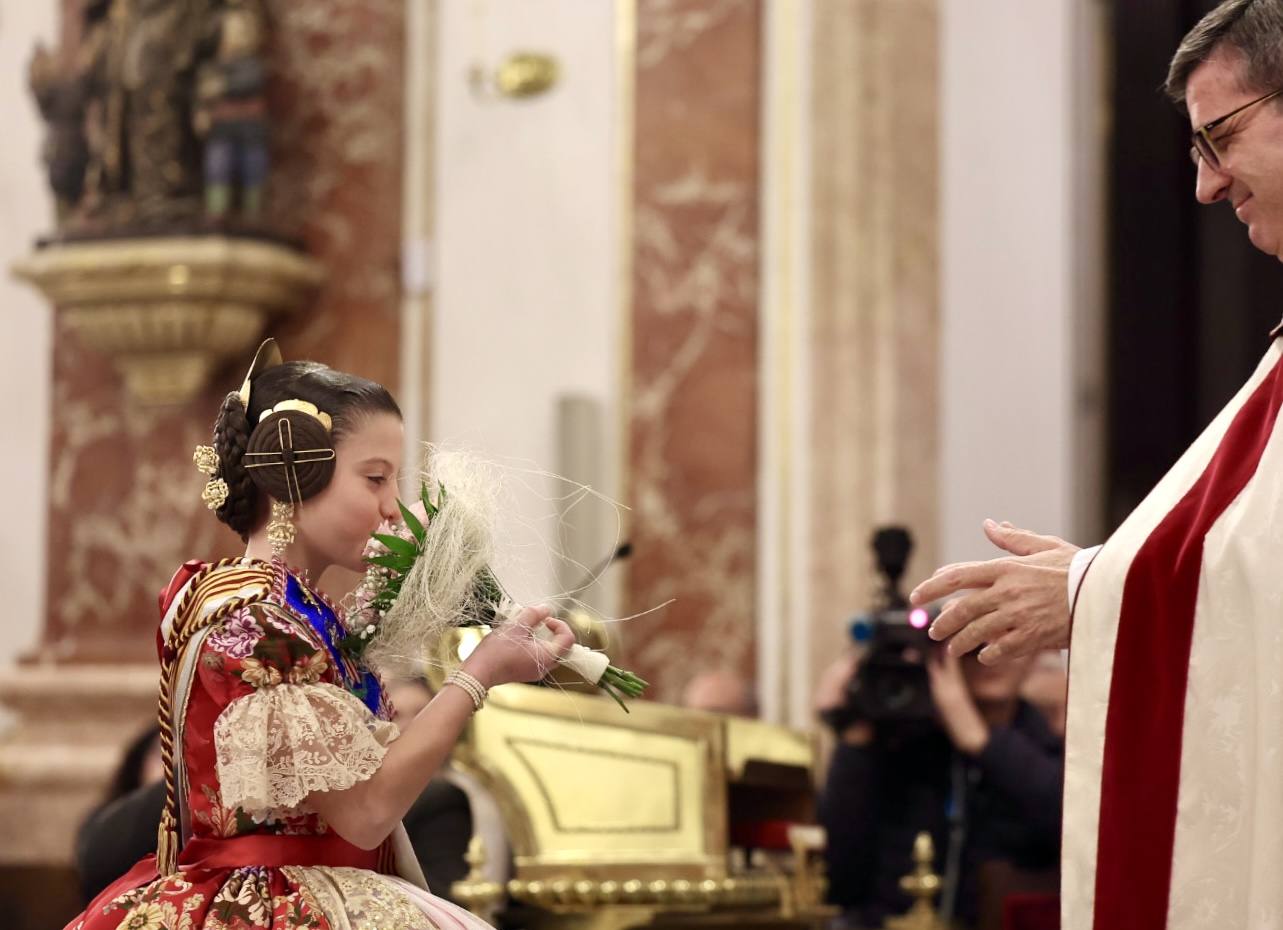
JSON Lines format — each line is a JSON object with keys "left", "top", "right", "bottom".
{"left": 910, "top": 519, "right": 1079, "bottom": 664}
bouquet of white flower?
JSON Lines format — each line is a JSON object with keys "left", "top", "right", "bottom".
{"left": 344, "top": 477, "right": 647, "bottom": 711}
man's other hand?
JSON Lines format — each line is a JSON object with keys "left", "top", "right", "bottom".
{"left": 910, "top": 520, "right": 1078, "bottom": 664}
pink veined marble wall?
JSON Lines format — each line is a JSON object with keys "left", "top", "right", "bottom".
{"left": 40, "top": 0, "right": 405, "bottom": 662}
{"left": 624, "top": 0, "right": 762, "bottom": 702}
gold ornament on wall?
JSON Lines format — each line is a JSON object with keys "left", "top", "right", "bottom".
{"left": 470, "top": 52, "right": 560, "bottom": 99}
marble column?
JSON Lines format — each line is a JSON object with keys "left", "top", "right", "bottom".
{"left": 624, "top": 0, "right": 763, "bottom": 702}
{"left": 805, "top": 0, "right": 941, "bottom": 697}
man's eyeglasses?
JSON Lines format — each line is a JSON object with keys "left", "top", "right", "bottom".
{"left": 1191, "top": 87, "right": 1283, "bottom": 169}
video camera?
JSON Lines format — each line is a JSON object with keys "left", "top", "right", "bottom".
{"left": 827, "top": 527, "right": 941, "bottom": 728}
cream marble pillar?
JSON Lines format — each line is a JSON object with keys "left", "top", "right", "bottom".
{"left": 806, "top": 0, "right": 941, "bottom": 706}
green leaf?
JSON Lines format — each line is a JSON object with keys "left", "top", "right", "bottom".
{"left": 368, "top": 554, "right": 410, "bottom": 572}
{"left": 420, "top": 482, "right": 438, "bottom": 518}
{"left": 397, "top": 499, "right": 427, "bottom": 543}
{"left": 438, "top": 482, "right": 449, "bottom": 506}
{"left": 373, "top": 533, "right": 419, "bottom": 558}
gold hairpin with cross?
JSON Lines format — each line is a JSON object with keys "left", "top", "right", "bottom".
{"left": 243, "top": 416, "right": 337, "bottom": 504}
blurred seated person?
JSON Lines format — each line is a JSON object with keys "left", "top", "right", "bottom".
{"left": 75, "top": 724, "right": 165, "bottom": 902}
{"left": 681, "top": 667, "right": 758, "bottom": 716}
{"left": 815, "top": 643, "right": 1063, "bottom": 929}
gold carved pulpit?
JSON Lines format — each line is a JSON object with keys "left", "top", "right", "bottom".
{"left": 451, "top": 683, "right": 831, "bottom": 930}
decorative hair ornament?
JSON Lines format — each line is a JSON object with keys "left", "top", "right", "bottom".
{"left": 193, "top": 445, "right": 220, "bottom": 475}
{"left": 237, "top": 338, "right": 284, "bottom": 410}
{"left": 192, "top": 445, "right": 228, "bottom": 511}
{"left": 244, "top": 414, "right": 336, "bottom": 559}
{"left": 259, "top": 399, "right": 333, "bottom": 432}
{"left": 201, "top": 478, "right": 230, "bottom": 511}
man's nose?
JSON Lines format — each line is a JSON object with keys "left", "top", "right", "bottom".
{"left": 1195, "top": 156, "right": 1231, "bottom": 205}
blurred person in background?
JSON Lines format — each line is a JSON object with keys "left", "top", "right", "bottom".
{"left": 814, "top": 644, "right": 1062, "bottom": 929}
{"left": 680, "top": 667, "right": 758, "bottom": 716}
{"left": 75, "top": 724, "right": 165, "bottom": 902}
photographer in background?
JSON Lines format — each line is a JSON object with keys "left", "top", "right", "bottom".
{"left": 815, "top": 529, "right": 1063, "bottom": 929}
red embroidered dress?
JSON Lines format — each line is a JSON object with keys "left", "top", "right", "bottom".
{"left": 65, "top": 559, "right": 493, "bottom": 930}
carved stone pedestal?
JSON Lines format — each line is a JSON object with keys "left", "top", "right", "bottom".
{"left": 13, "top": 236, "right": 323, "bottom": 405}
{"left": 0, "top": 663, "right": 156, "bottom": 868}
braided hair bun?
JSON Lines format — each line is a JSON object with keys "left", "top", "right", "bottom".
{"left": 244, "top": 409, "right": 336, "bottom": 503}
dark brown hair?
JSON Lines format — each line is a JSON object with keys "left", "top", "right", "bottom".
{"left": 1167, "top": 0, "right": 1283, "bottom": 105}
{"left": 211, "top": 361, "right": 401, "bottom": 539}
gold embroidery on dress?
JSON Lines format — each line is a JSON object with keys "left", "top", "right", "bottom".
{"left": 297, "top": 585, "right": 320, "bottom": 610}
{"left": 107, "top": 877, "right": 205, "bottom": 930}
{"left": 284, "top": 866, "right": 439, "bottom": 930}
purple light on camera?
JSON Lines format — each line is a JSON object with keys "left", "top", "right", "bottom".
{"left": 909, "top": 608, "right": 930, "bottom": 629}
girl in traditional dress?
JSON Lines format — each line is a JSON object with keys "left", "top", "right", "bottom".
{"left": 66, "top": 340, "right": 573, "bottom": 930}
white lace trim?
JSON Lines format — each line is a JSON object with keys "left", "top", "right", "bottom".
{"left": 214, "top": 681, "right": 399, "bottom": 820}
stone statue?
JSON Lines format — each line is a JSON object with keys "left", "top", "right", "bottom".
{"left": 194, "top": 0, "right": 269, "bottom": 219}
{"left": 28, "top": 0, "right": 271, "bottom": 238}
{"left": 26, "top": 0, "right": 114, "bottom": 221}
{"left": 28, "top": 45, "right": 90, "bottom": 221}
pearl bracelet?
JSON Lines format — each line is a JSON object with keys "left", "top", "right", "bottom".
{"left": 445, "top": 669, "right": 488, "bottom": 711}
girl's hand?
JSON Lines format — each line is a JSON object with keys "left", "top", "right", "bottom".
{"left": 462, "top": 605, "right": 575, "bottom": 688}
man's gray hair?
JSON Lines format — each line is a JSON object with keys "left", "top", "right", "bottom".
{"left": 1166, "top": 0, "right": 1283, "bottom": 105}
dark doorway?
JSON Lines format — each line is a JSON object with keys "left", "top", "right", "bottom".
{"left": 1107, "top": 0, "right": 1283, "bottom": 530}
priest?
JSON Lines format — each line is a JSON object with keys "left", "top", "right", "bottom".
{"left": 911, "top": 2, "right": 1283, "bottom": 928}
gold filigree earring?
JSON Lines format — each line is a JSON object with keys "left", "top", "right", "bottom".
{"left": 267, "top": 499, "right": 296, "bottom": 558}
